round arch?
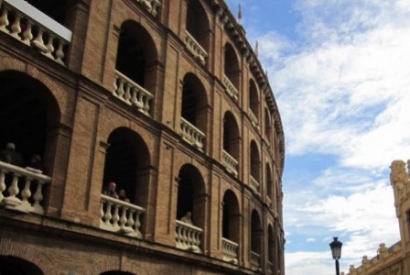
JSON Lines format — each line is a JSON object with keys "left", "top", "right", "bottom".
{"left": 223, "top": 111, "right": 240, "bottom": 160}
{"left": 0, "top": 255, "right": 44, "bottom": 275}
{"left": 181, "top": 73, "right": 209, "bottom": 132}
{"left": 116, "top": 20, "right": 158, "bottom": 90}
{"left": 250, "top": 140, "right": 261, "bottom": 182}
{"left": 249, "top": 79, "right": 260, "bottom": 121}
{"left": 103, "top": 127, "right": 151, "bottom": 206}
{"left": 176, "top": 163, "right": 206, "bottom": 227}
{"left": 186, "top": 0, "right": 211, "bottom": 53}
{"left": 224, "top": 43, "right": 240, "bottom": 89}
{"left": 250, "top": 209, "right": 262, "bottom": 254}
{"left": 222, "top": 189, "right": 240, "bottom": 243}
{"left": 0, "top": 70, "right": 61, "bottom": 171}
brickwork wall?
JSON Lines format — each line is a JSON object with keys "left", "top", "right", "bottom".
{"left": 0, "top": 0, "right": 286, "bottom": 274}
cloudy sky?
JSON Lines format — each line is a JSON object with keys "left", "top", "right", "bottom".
{"left": 226, "top": 0, "right": 410, "bottom": 274}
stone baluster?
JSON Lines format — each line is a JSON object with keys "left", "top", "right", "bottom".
{"left": 0, "top": 169, "right": 6, "bottom": 202}
{"left": 10, "top": 12, "right": 21, "bottom": 39}
{"left": 134, "top": 210, "right": 142, "bottom": 238}
{"left": 0, "top": 6, "right": 10, "bottom": 32}
{"left": 32, "top": 26, "right": 47, "bottom": 52}
{"left": 127, "top": 209, "right": 135, "bottom": 228}
{"left": 55, "top": 40, "right": 66, "bottom": 65}
{"left": 43, "top": 34, "right": 55, "bottom": 59}
{"left": 5, "top": 173, "right": 22, "bottom": 207}
{"left": 20, "top": 177, "right": 33, "bottom": 209}
{"left": 103, "top": 202, "right": 113, "bottom": 225}
{"left": 119, "top": 206, "right": 128, "bottom": 230}
{"left": 21, "top": 20, "right": 33, "bottom": 45}
{"left": 112, "top": 204, "right": 120, "bottom": 229}
{"left": 32, "top": 180, "right": 45, "bottom": 214}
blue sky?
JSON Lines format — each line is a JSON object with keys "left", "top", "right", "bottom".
{"left": 226, "top": 1, "right": 410, "bottom": 274}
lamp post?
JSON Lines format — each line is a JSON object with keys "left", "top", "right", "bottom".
{"left": 329, "top": 237, "right": 343, "bottom": 275}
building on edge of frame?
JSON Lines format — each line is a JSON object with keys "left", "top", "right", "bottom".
{"left": 342, "top": 160, "right": 410, "bottom": 275}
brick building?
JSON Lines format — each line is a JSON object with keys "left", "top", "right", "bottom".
{"left": 0, "top": 0, "right": 285, "bottom": 274}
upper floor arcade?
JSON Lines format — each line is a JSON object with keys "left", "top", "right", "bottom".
{"left": 0, "top": 68, "right": 284, "bottom": 273}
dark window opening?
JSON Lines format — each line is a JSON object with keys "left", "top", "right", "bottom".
{"left": 26, "top": 0, "right": 68, "bottom": 25}
{"left": 181, "top": 85, "right": 197, "bottom": 125}
{"left": 116, "top": 27, "right": 146, "bottom": 86}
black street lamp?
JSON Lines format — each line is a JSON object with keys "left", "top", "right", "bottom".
{"left": 329, "top": 237, "right": 343, "bottom": 275}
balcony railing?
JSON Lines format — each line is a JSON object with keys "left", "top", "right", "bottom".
{"left": 222, "top": 150, "right": 238, "bottom": 177}
{"left": 135, "top": 0, "right": 161, "bottom": 17}
{"left": 222, "top": 75, "right": 239, "bottom": 101}
{"left": 250, "top": 175, "right": 260, "bottom": 194}
{"left": 0, "top": 0, "right": 72, "bottom": 66}
{"left": 180, "top": 117, "right": 205, "bottom": 151}
{"left": 250, "top": 251, "right": 261, "bottom": 270}
{"left": 0, "top": 161, "right": 50, "bottom": 214}
{"left": 248, "top": 108, "right": 259, "bottom": 130}
{"left": 185, "top": 30, "right": 208, "bottom": 65}
{"left": 222, "top": 237, "right": 238, "bottom": 264}
{"left": 113, "top": 70, "right": 153, "bottom": 117}
{"left": 268, "top": 261, "right": 274, "bottom": 275}
{"left": 100, "top": 194, "right": 145, "bottom": 238}
{"left": 175, "top": 220, "right": 203, "bottom": 253}
{"left": 267, "top": 195, "right": 272, "bottom": 209}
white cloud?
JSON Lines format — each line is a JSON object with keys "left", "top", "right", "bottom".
{"left": 227, "top": 0, "right": 410, "bottom": 274}
{"left": 306, "top": 238, "right": 316, "bottom": 242}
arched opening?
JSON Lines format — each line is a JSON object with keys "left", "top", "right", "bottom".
{"left": 0, "top": 71, "right": 59, "bottom": 170}
{"left": 222, "top": 190, "right": 240, "bottom": 243}
{"left": 100, "top": 272, "right": 135, "bottom": 275}
{"left": 266, "top": 163, "right": 273, "bottom": 204}
{"left": 250, "top": 210, "right": 262, "bottom": 269}
{"left": 0, "top": 255, "right": 44, "bottom": 275}
{"left": 249, "top": 79, "right": 259, "bottom": 123}
{"left": 181, "top": 73, "right": 208, "bottom": 132}
{"left": 223, "top": 112, "right": 240, "bottom": 160}
{"left": 186, "top": 0, "right": 210, "bottom": 52}
{"left": 224, "top": 43, "right": 240, "bottom": 89}
{"left": 26, "top": 0, "right": 68, "bottom": 25}
{"left": 116, "top": 21, "right": 158, "bottom": 93}
{"left": 265, "top": 108, "right": 272, "bottom": 144}
{"left": 268, "top": 224, "right": 275, "bottom": 272}
{"left": 102, "top": 127, "right": 150, "bottom": 207}
{"left": 176, "top": 164, "right": 206, "bottom": 227}
{"left": 250, "top": 141, "right": 261, "bottom": 183}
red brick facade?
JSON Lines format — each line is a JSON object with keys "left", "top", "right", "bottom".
{"left": 0, "top": 0, "right": 285, "bottom": 274}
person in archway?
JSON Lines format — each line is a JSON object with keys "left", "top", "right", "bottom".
{"left": 181, "top": 211, "right": 193, "bottom": 225}
{"left": 104, "top": 181, "right": 119, "bottom": 199}
{"left": 118, "top": 189, "right": 130, "bottom": 203}
{"left": 0, "top": 142, "right": 24, "bottom": 167}
{"left": 26, "top": 153, "right": 45, "bottom": 173}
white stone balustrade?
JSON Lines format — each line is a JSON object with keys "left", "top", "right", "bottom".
{"left": 250, "top": 251, "right": 261, "bottom": 270}
{"left": 248, "top": 108, "right": 259, "bottom": 130}
{"left": 0, "top": 161, "right": 50, "bottom": 214}
{"left": 222, "top": 237, "right": 238, "bottom": 264}
{"left": 180, "top": 117, "right": 206, "bottom": 151}
{"left": 0, "top": 0, "right": 72, "bottom": 66}
{"left": 222, "top": 150, "right": 238, "bottom": 177}
{"left": 185, "top": 30, "right": 208, "bottom": 65}
{"left": 175, "top": 220, "right": 203, "bottom": 253}
{"left": 266, "top": 195, "right": 272, "bottom": 209}
{"left": 250, "top": 175, "right": 260, "bottom": 194}
{"left": 223, "top": 75, "right": 239, "bottom": 101}
{"left": 113, "top": 70, "right": 154, "bottom": 117}
{"left": 134, "top": 0, "right": 161, "bottom": 17}
{"left": 100, "top": 194, "right": 145, "bottom": 239}
{"left": 268, "top": 261, "right": 274, "bottom": 275}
